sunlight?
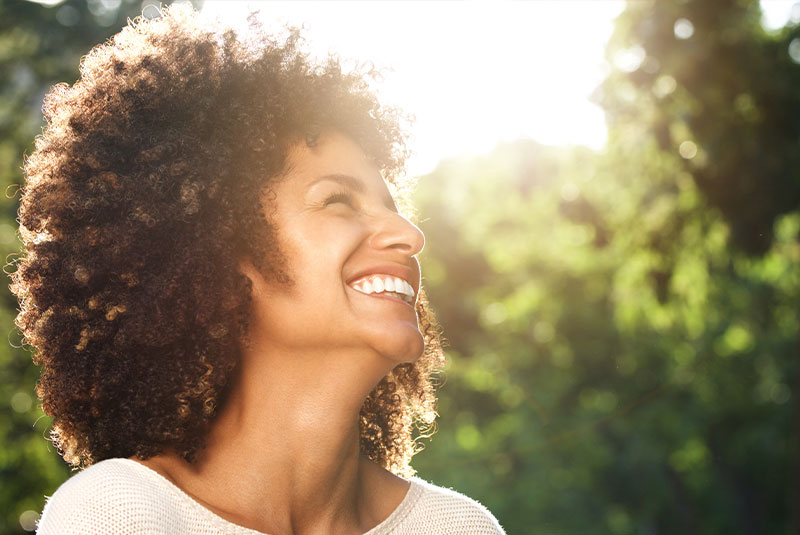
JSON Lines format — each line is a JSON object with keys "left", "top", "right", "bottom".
{"left": 760, "top": 0, "right": 799, "bottom": 30}
{"left": 201, "top": 1, "right": 625, "bottom": 176}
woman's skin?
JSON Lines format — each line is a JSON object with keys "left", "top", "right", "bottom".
{"left": 134, "top": 132, "right": 426, "bottom": 535}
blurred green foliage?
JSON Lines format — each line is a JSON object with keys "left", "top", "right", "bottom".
{"left": 411, "top": 1, "right": 800, "bottom": 534}
{"left": 0, "top": 0, "right": 798, "bottom": 534}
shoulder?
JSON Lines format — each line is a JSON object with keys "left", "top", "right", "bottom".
{"left": 399, "top": 477, "right": 506, "bottom": 534}
{"left": 36, "top": 458, "right": 185, "bottom": 535}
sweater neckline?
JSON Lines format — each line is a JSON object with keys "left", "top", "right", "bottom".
{"left": 111, "top": 458, "right": 424, "bottom": 535}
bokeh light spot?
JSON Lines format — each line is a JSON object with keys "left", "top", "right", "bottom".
{"left": 613, "top": 45, "right": 646, "bottom": 73}
{"left": 674, "top": 18, "right": 695, "bottom": 39}
{"left": 87, "top": 0, "right": 121, "bottom": 14}
{"left": 714, "top": 323, "right": 754, "bottom": 356}
{"left": 56, "top": 5, "right": 80, "bottom": 27}
{"left": 789, "top": 38, "right": 800, "bottom": 64}
{"left": 481, "top": 302, "right": 508, "bottom": 326}
{"left": 652, "top": 75, "right": 677, "bottom": 98}
{"left": 679, "top": 140, "right": 698, "bottom": 159}
{"left": 669, "top": 438, "right": 709, "bottom": 472}
{"left": 88, "top": 0, "right": 121, "bottom": 26}
{"left": 456, "top": 424, "right": 481, "bottom": 451}
{"left": 19, "top": 510, "right": 39, "bottom": 532}
{"left": 10, "top": 391, "right": 32, "bottom": 413}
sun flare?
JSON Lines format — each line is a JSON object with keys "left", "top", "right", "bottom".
{"left": 201, "top": 0, "right": 625, "bottom": 176}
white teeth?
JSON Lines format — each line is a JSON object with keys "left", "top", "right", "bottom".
{"left": 373, "top": 278, "right": 385, "bottom": 293}
{"left": 404, "top": 280, "right": 415, "bottom": 297}
{"left": 384, "top": 277, "right": 396, "bottom": 292}
{"left": 350, "top": 274, "right": 416, "bottom": 303}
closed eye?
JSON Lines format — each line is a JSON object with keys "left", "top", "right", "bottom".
{"left": 323, "top": 190, "right": 357, "bottom": 208}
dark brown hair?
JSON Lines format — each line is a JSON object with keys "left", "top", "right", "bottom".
{"left": 10, "top": 5, "right": 444, "bottom": 476}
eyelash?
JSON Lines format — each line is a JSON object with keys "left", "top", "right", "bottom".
{"left": 321, "top": 189, "right": 398, "bottom": 213}
{"left": 322, "top": 190, "right": 356, "bottom": 208}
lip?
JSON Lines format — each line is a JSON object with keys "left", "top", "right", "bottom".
{"left": 352, "top": 289, "right": 416, "bottom": 309}
{"left": 345, "top": 263, "right": 420, "bottom": 299}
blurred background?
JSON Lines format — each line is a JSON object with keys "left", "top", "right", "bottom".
{"left": 1, "top": 0, "right": 799, "bottom": 533}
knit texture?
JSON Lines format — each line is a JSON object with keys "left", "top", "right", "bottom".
{"left": 36, "top": 458, "right": 505, "bottom": 534}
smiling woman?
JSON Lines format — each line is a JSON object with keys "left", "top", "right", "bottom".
{"left": 11, "top": 5, "right": 504, "bottom": 535}
{"left": 240, "top": 134, "right": 427, "bottom": 367}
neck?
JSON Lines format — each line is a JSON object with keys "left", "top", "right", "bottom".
{"left": 152, "top": 343, "right": 400, "bottom": 535}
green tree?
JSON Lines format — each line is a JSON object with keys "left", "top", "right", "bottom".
{"left": 598, "top": 0, "right": 800, "bottom": 255}
{"left": 596, "top": 0, "right": 800, "bottom": 531}
{"left": 411, "top": 1, "right": 799, "bottom": 533}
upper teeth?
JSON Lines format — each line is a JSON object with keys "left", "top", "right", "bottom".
{"left": 351, "top": 275, "right": 416, "bottom": 303}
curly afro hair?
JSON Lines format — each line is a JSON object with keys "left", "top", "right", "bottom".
{"left": 10, "top": 5, "right": 444, "bottom": 477}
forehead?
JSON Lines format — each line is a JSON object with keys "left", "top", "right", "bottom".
{"left": 277, "top": 132, "right": 392, "bottom": 198}
{"left": 287, "top": 133, "right": 378, "bottom": 178}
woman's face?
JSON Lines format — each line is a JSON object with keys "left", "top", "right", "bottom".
{"left": 241, "top": 132, "right": 426, "bottom": 365}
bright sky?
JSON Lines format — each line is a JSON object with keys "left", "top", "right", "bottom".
{"left": 201, "top": 0, "right": 797, "bottom": 177}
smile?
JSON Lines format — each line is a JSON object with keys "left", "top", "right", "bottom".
{"left": 349, "top": 274, "right": 416, "bottom": 304}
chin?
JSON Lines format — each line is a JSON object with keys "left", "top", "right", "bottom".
{"left": 374, "top": 331, "right": 425, "bottom": 365}
{"left": 396, "top": 333, "right": 426, "bottom": 364}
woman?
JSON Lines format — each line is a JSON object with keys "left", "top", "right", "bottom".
{"left": 12, "top": 5, "right": 504, "bottom": 535}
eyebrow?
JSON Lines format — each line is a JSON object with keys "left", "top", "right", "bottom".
{"left": 313, "top": 173, "right": 397, "bottom": 211}
{"left": 315, "top": 173, "right": 366, "bottom": 193}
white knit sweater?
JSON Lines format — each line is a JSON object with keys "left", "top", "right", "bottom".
{"left": 36, "top": 458, "right": 505, "bottom": 534}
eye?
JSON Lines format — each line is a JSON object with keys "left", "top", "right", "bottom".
{"left": 322, "top": 190, "right": 357, "bottom": 209}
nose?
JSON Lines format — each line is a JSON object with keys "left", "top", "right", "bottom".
{"left": 368, "top": 210, "right": 425, "bottom": 257}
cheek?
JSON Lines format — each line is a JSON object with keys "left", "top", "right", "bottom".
{"left": 289, "top": 221, "right": 363, "bottom": 263}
